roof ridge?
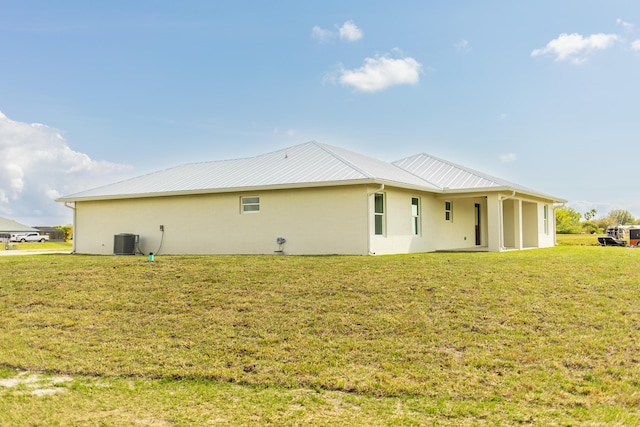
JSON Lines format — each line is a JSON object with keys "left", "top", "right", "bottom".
{"left": 403, "top": 153, "right": 507, "bottom": 186}
{"left": 178, "top": 142, "right": 311, "bottom": 166}
{"left": 392, "top": 153, "right": 443, "bottom": 190}
{"left": 315, "top": 142, "right": 443, "bottom": 188}
{"left": 397, "top": 153, "right": 553, "bottom": 196}
{"left": 311, "top": 141, "right": 375, "bottom": 179}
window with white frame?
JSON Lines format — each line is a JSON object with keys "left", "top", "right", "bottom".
{"left": 445, "top": 201, "right": 452, "bottom": 222}
{"left": 543, "top": 205, "right": 549, "bottom": 234}
{"left": 241, "top": 196, "right": 260, "bottom": 213}
{"left": 374, "top": 193, "right": 385, "bottom": 236}
{"left": 411, "top": 197, "right": 420, "bottom": 236}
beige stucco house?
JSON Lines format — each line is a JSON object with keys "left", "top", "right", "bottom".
{"left": 0, "top": 217, "right": 38, "bottom": 240}
{"left": 57, "top": 141, "right": 565, "bottom": 255}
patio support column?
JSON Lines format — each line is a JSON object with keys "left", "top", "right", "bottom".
{"left": 514, "top": 198, "right": 523, "bottom": 250}
{"left": 487, "top": 194, "right": 502, "bottom": 252}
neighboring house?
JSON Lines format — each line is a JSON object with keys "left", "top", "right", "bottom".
{"left": 56, "top": 141, "right": 565, "bottom": 255}
{"left": 0, "top": 217, "right": 38, "bottom": 241}
{"left": 34, "top": 226, "right": 64, "bottom": 241}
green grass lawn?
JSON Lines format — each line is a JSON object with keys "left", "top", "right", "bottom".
{"left": 1, "top": 241, "right": 72, "bottom": 251}
{"left": 556, "top": 233, "right": 603, "bottom": 246}
{"left": 1, "top": 246, "right": 639, "bottom": 425}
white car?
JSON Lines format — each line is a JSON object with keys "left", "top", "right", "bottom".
{"left": 11, "top": 232, "right": 49, "bottom": 243}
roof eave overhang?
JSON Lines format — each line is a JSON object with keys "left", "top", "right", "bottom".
{"left": 56, "top": 181, "right": 565, "bottom": 204}
{"left": 434, "top": 186, "right": 566, "bottom": 203}
{"left": 57, "top": 178, "right": 438, "bottom": 203}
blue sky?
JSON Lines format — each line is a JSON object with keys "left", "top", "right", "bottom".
{"left": 1, "top": 1, "right": 639, "bottom": 225}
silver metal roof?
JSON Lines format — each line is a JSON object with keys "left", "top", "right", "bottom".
{"left": 393, "top": 153, "right": 563, "bottom": 200}
{"left": 57, "top": 141, "right": 563, "bottom": 202}
{"left": 58, "top": 141, "right": 437, "bottom": 201}
{"left": 393, "top": 153, "right": 514, "bottom": 189}
{"left": 0, "top": 217, "right": 38, "bottom": 233}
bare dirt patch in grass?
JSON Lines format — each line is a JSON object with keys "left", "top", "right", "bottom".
{"left": 0, "top": 370, "right": 72, "bottom": 396}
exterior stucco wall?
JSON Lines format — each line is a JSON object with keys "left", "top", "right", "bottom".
{"left": 72, "top": 185, "right": 558, "bottom": 256}
{"left": 514, "top": 199, "right": 556, "bottom": 249}
{"left": 538, "top": 203, "right": 556, "bottom": 248}
{"left": 502, "top": 199, "right": 516, "bottom": 248}
{"left": 500, "top": 197, "right": 556, "bottom": 250}
{"left": 368, "top": 187, "right": 433, "bottom": 255}
{"left": 368, "top": 188, "right": 488, "bottom": 254}
{"left": 428, "top": 196, "right": 488, "bottom": 251}
{"left": 74, "top": 186, "right": 369, "bottom": 255}
{"left": 522, "top": 201, "right": 539, "bottom": 248}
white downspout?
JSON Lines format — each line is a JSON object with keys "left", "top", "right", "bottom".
{"left": 64, "top": 202, "right": 76, "bottom": 254}
{"left": 553, "top": 202, "right": 565, "bottom": 246}
{"left": 367, "top": 184, "right": 385, "bottom": 255}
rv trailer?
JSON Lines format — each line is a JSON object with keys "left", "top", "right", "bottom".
{"left": 598, "top": 225, "right": 640, "bottom": 247}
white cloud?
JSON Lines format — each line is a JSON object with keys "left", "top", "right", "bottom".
{"left": 0, "top": 111, "right": 132, "bottom": 224}
{"left": 616, "top": 18, "right": 634, "bottom": 30}
{"left": 339, "top": 20, "right": 363, "bottom": 42}
{"left": 337, "top": 51, "right": 422, "bottom": 93}
{"left": 454, "top": 39, "right": 470, "bottom": 51}
{"left": 499, "top": 153, "right": 517, "bottom": 163}
{"left": 632, "top": 40, "right": 640, "bottom": 52}
{"left": 311, "top": 25, "right": 332, "bottom": 42}
{"left": 273, "top": 127, "right": 296, "bottom": 137}
{"left": 531, "top": 32, "right": 619, "bottom": 64}
{"left": 312, "top": 20, "right": 363, "bottom": 43}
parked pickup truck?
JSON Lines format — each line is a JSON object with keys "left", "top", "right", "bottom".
{"left": 11, "top": 232, "right": 49, "bottom": 243}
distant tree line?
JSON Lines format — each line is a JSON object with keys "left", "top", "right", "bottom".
{"left": 53, "top": 224, "right": 73, "bottom": 241}
{"left": 556, "top": 207, "right": 638, "bottom": 234}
